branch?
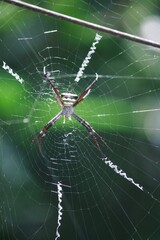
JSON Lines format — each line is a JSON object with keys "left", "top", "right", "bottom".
{"left": 4, "top": 0, "right": 160, "bottom": 49}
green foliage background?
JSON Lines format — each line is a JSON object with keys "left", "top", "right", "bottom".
{"left": 1, "top": 1, "right": 160, "bottom": 240}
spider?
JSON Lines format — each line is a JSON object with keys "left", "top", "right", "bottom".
{"left": 32, "top": 69, "right": 110, "bottom": 150}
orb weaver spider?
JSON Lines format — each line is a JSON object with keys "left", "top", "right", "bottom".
{"left": 32, "top": 68, "right": 110, "bottom": 150}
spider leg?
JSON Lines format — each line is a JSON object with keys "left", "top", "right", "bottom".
{"left": 32, "top": 111, "right": 62, "bottom": 144}
{"left": 73, "top": 73, "right": 98, "bottom": 107}
{"left": 72, "top": 112, "right": 112, "bottom": 151}
{"left": 43, "top": 68, "right": 64, "bottom": 107}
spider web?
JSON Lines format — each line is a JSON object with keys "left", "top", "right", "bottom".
{"left": 1, "top": 0, "right": 160, "bottom": 239}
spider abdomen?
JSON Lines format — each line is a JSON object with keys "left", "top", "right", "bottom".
{"left": 61, "top": 93, "right": 78, "bottom": 106}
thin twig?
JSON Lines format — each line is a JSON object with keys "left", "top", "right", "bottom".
{"left": 4, "top": 0, "right": 160, "bottom": 49}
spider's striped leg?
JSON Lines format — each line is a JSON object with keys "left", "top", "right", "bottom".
{"left": 73, "top": 74, "right": 98, "bottom": 107}
{"left": 43, "top": 71, "right": 64, "bottom": 107}
{"left": 72, "top": 112, "right": 112, "bottom": 151}
{"left": 32, "top": 111, "right": 62, "bottom": 144}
